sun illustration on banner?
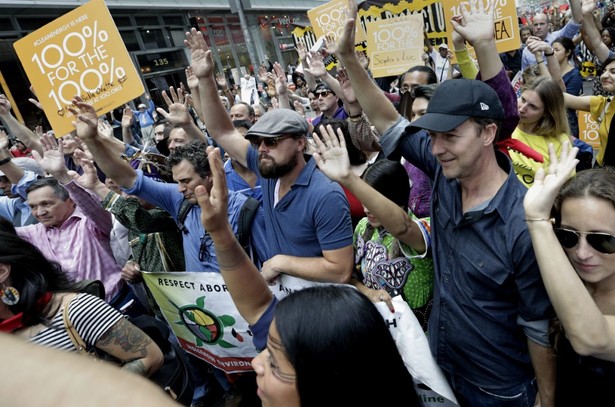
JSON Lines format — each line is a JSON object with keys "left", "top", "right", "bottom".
{"left": 171, "top": 296, "right": 245, "bottom": 348}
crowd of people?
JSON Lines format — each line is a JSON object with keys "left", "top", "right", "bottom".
{"left": 1, "top": 0, "right": 615, "bottom": 406}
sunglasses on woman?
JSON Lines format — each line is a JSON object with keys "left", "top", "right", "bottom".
{"left": 554, "top": 228, "right": 615, "bottom": 254}
{"left": 248, "top": 135, "right": 292, "bottom": 148}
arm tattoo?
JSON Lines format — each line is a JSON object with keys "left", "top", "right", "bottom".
{"left": 97, "top": 317, "right": 152, "bottom": 358}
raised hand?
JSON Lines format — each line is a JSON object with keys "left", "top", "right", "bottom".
{"left": 273, "top": 62, "right": 288, "bottom": 97}
{"left": 303, "top": 51, "right": 327, "bottom": 78}
{"left": 157, "top": 86, "right": 191, "bottom": 126}
{"left": 98, "top": 119, "right": 114, "bottom": 139}
{"left": 581, "top": 0, "right": 596, "bottom": 17}
{"left": 68, "top": 96, "right": 99, "bottom": 142}
{"left": 356, "top": 50, "right": 370, "bottom": 70}
{"left": 293, "top": 100, "right": 305, "bottom": 116}
{"left": 526, "top": 37, "right": 551, "bottom": 54}
{"left": 184, "top": 28, "right": 215, "bottom": 79}
{"left": 121, "top": 107, "right": 134, "bottom": 128}
{"left": 312, "top": 124, "right": 352, "bottom": 183}
{"left": 32, "top": 134, "right": 68, "bottom": 179}
{"left": 69, "top": 152, "right": 102, "bottom": 191}
{"left": 451, "top": 0, "right": 494, "bottom": 46}
{"left": 337, "top": 68, "right": 358, "bottom": 104}
{"left": 296, "top": 40, "right": 309, "bottom": 64}
{"left": 337, "top": 0, "right": 359, "bottom": 58}
{"left": 185, "top": 66, "right": 199, "bottom": 90}
{"left": 323, "top": 34, "right": 339, "bottom": 56}
{"left": 195, "top": 146, "right": 229, "bottom": 234}
{"left": 215, "top": 73, "right": 228, "bottom": 90}
{"left": 523, "top": 142, "right": 579, "bottom": 221}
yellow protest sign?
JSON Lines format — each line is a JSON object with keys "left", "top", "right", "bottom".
{"left": 14, "top": 0, "right": 144, "bottom": 136}
{"left": 308, "top": 0, "right": 367, "bottom": 44}
{"left": 578, "top": 110, "right": 601, "bottom": 151}
{"left": 442, "top": 0, "right": 520, "bottom": 54}
{"left": 366, "top": 15, "right": 424, "bottom": 78}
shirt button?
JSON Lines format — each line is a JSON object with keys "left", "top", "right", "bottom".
{"left": 478, "top": 261, "right": 485, "bottom": 268}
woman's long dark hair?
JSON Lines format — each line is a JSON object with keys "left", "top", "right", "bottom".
{"left": 275, "top": 285, "right": 420, "bottom": 406}
{"left": 0, "top": 231, "right": 76, "bottom": 326}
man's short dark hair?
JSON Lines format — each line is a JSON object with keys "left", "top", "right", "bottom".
{"left": 234, "top": 102, "right": 255, "bottom": 117}
{"left": 166, "top": 139, "right": 211, "bottom": 178}
{"left": 399, "top": 66, "right": 438, "bottom": 87}
{"left": 412, "top": 84, "right": 438, "bottom": 101}
{"left": 26, "top": 177, "right": 70, "bottom": 200}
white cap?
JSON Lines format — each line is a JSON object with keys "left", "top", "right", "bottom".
{"left": 439, "top": 43, "right": 449, "bottom": 50}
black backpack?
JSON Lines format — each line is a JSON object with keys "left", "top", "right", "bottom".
{"left": 176, "top": 195, "right": 261, "bottom": 264}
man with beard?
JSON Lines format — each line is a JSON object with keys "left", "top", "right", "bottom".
{"left": 185, "top": 28, "right": 354, "bottom": 290}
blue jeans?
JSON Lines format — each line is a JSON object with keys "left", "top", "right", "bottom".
{"left": 449, "top": 373, "right": 537, "bottom": 407}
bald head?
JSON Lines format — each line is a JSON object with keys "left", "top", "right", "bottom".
{"left": 532, "top": 13, "right": 549, "bottom": 40}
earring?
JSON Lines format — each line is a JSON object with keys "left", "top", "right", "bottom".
{"left": 1, "top": 286, "right": 20, "bottom": 305}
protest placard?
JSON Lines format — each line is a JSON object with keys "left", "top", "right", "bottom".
{"left": 308, "top": 0, "right": 367, "bottom": 44}
{"left": 142, "top": 271, "right": 260, "bottom": 374}
{"left": 366, "top": 15, "right": 424, "bottom": 78}
{"left": 442, "top": 0, "right": 520, "bottom": 55}
{"left": 578, "top": 110, "right": 601, "bottom": 152}
{"left": 13, "top": 0, "right": 144, "bottom": 136}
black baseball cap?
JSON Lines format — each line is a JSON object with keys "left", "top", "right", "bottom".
{"left": 406, "top": 79, "right": 504, "bottom": 133}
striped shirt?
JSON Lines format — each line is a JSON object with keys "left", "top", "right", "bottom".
{"left": 30, "top": 293, "right": 123, "bottom": 352}
{"left": 17, "top": 181, "right": 123, "bottom": 301}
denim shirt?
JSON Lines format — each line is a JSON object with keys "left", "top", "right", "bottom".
{"left": 380, "top": 120, "right": 553, "bottom": 389}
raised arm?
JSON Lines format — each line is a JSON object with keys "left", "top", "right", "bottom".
{"left": 0, "top": 95, "right": 43, "bottom": 157}
{"left": 185, "top": 28, "right": 250, "bottom": 166}
{"left": 186, "top": 67, "right": 205, "bottom": 123}
{"left": 121, "top": 107, "right": 136, "bottom": 146}
{"left": 156, "top": 86, "right": 207, "bottom": 145}
{"left": 334, "top": 0, "right": 400, "bottom": 135}
{"left": 68, "top": 98, "right": 137, "bottom": 189}
{"left": 451, "top": 0, "right": 501, "bottom": 81}
{"left": 524, "top": 144, "right": 615, "bottom": 362}
{"left": 313, "top": 124, "right": 426, "bottom": 251}
{"left": 581, "top": 0, "right": 612, "bottom": 62}
{"left": 196, "top": 146, "right": 272, "bottom": 325}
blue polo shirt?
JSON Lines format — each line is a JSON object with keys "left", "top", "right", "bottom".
{"left": 224, "top": 159, "right": 262, "bottom": 201}
{"left": 123, "top": 170, "right": 269, "bottom": 272}
{"left": 380, "top": 117, "right": 553, "bottom": 389}
{"left": 246, "top": 146, "right": 353, "bottom": 258}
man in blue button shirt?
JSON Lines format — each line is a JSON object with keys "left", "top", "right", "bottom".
{"left": 337, "top": 2, "right": 555, "bottom": 406}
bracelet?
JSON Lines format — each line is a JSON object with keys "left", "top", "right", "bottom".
{"left": 0, "top": 156, "right": 11, "bottom": 166}
{"left": 348, "top": 111, "right": 363, "bottom": 119}
{"left": 544, "top": 50, "right": 554, "bottom": 56}
{"left": 536, "top": 59, "right": 545, "bottom": 64}
{"left": 525, "top": 218, "right": 551, "bottom": 222}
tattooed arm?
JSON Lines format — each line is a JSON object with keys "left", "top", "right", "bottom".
{"left": 95, "top": 317, "right": 164, "bottom": 377}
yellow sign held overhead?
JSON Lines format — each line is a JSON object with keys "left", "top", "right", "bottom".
{"left": 14, "top": 0, "right": 144, "bottom": 136}
{"left": 442, "top": 0, "right": 521, "bottom": 55}
{"left": 308, "top": 0, "right": 367, "bottom": 44}
{"left": 367, "top": 15, "right": 424, "bottom": 78}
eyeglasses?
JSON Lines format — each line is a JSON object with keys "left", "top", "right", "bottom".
{"left": 315, "top": 90, "right": 333, "bottom": 98}
{"left": 554, "top": 228, "right": 615, "bottom": 254}
{"left": 248, "top": 135, "right": 292, "bottom": 148}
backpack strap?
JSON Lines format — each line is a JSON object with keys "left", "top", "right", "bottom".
{"left": 237, "top": 197, "right": 260, "bottom": 264}
{"left": 176, "top": 198, "right": 192, "bottom": 235}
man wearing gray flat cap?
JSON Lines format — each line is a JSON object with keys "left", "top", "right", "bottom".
{"left": 186, "top": 28, "right": 354, "bottom": 291}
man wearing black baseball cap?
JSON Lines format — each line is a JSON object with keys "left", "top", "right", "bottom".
{"left": 185, "top": 27, "right": 354, "bottom": 293}
{"left": 337, "top": 1, "right": 555, "bottom": 406}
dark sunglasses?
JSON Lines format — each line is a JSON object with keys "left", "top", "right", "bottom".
{"left": 554, "top": 228, "right": 615, "bottom": 254}
{"left": 315, "top": 90, "right": 333, "bottom": 97}
{"left": 248, "top": 135, "right": 291, "bottom": 148}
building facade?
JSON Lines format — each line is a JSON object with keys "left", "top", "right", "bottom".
{"left": 0, "top": 0, "right": 324, "bottom": 129}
